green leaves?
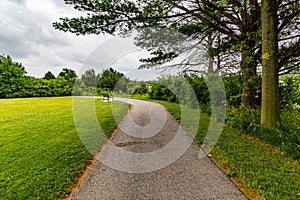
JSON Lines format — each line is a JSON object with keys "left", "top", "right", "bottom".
{"left": 0, "top": 55, "right": 26, "bottom": 98}
{"left": 43, "top": 71, "right": 56, "bottom": 80}
{"left": 218, "top": 0, "right": 229, "bottom": 8}
{"left": 139, "top": 50, "right": 177, "bottom": 66}
{"left": 58, "top": 68, "right": 77, "bottom": 81}
{"left": 97, "top": 67, "right": 127, "bottom": 92}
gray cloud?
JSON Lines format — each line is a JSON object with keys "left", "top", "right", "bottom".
{"left": 0, "top": 0, "right": 104, "bottom": 77}
{"left": 0, "top": 0, "right": 163, "bottom": 80}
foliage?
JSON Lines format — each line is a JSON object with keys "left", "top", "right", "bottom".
{"left": 126, "top": 81, "right": 141, "bottom": 95}
{"left": 58, "top": 68, "right": 77, "bottom": 81}
{"left": 145, "top": 73, "right": 299, "bottom": 158}
{"left": 223, "top": 75, "right": 243, "bottom": 107}
{"left": 147, "top": 75, "right": 210, "bottom": 108}
{"left": 149, "top": 83, "right": 177, "bottom": 103}
{"left": 43, "top": 71, "right": 56, "bottom": 80}
{"left": 226, "top": 107, "right": 261, "bottom": 135}
{"left": 280, "top": 110, "right": 300, "bottom": 158}
{"left": 226, "top": 107, "right": 300, "bottom": 159}
{"left": 0, "top": 55, "right": 27, "bottom": 98}
{"left": 81, "top": 68, "right": 99, "bottom": 87}
{"left": 73, "top": 79, "right": 92, "bottom": 96}
{"left": 147, "top": 73, "right": 299, "bottom": 111}
{"left": 23, "top": 76, "right": 74, "bottom": 97}
{"left": 98, "top": 68, "right": 128, "bottom": 92}
{"left": 133, "top": 84, "right": 149, "bottom": 95}
{"left": 151, "top": 75, "right": 198, "bottom": 107}
{"left": 22, "top": 68, "right": 79, "bottom": 97}
{"left": 279, "top": 75, "right": 300, "bottom": 109}
{"left": 223, "top": 74, "right": 299, "bottom": 110}
{"left": 185, "top": 74, "right": 210, "bottom": 106}
{"left": 54, "top": 0, "right": 300, "bottom": 110}
{"left": 145, "top": 74, "right": 246, "bottom": 108}
{"left": 0, "top": 97, "right": 128, "bottom": 199}
{"left": 96, "top": 87, "right": 113, "bottom": 97}
{"left": 0, "top": 56, "right": 130, "bottom": 98}
{"left": 54, "top": 1, "right": 300, "bottom": 68}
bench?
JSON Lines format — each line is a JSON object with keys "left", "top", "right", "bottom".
{"left": 103, "top": 94, "right": 110, "bottom": 101}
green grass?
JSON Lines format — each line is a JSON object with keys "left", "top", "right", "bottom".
{"left": 0, "top": 97, "right": 128, "bottom": 199}
{"left": 226, "top": 107, "right": 300, "bottom": 159}
{"left": 154, "top": 100, "right": 300, "bottom": 200}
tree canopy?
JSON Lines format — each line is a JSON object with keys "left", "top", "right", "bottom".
{"left": 53, "top": 1, "right": 300, "bottom": 128}
{"left": 81, "top": 68, "right": 99, "bottom": 87}
{"left": 0, "top": 55, "right": 27, "bottom": 98}
{"left": 98, "top": 67, "right": 128, "bottom": 92}
{"left": 53, "top": 0, "right": 299, "bottom": 72}
{"left": 58, "top": 68, "right": 77, "bottom": 81}
{"left": 54, "top": 0, "right": 300, "bottom": 110}
{"left": 43, "top": 71, "right": 56, "bottom": 80}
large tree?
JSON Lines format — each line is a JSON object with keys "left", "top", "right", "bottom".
{"left": 58, "top": 68, "right": 77, "bottom": 81}
{"left": 54, "top": 0, "right": 300, "bottom": 110}
{"left": 98, "top": 68, "right": 127, "bottom": 92}
{"left": 81, "top": 68, "right": 100, "bottom": 87}
{"left": 0, "top": 55, "right": 26, "bottom": 98}
{"left": 261, "top": 0, "right": 280, "bottom": 128}
{"left": 43, "top": 71, "right": 56, "bottom": 80}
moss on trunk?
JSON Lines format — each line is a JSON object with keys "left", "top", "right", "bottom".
{"left": 261, "top": 0, "right": 281, "bottom": 128}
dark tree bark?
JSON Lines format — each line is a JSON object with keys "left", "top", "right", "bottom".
{"left": 241, "top": 51, "right": 259, "bottom": 109}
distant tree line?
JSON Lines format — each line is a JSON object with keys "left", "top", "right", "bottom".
{"left": 23, "top": 68, "right": 77, "bottom": 97}
{"left": 73, "top": 68, "right": 129, "bottom": 96}
{"left": 0, "top": 55, "right": 128, "bottom": 98}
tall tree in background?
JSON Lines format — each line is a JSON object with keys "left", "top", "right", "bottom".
{"left": 0, "top": 55, "right": 26, "bottom": 98}
{"left": 81, "top": 68, "right": 99, "bottom": 87}
{"left": 98, "top": 68, "right": 127, "bottom": 92}
{"left": 58, "top": 68, "right": 77, "bottom": 81}
{"left": 43, "top": 71, "right": 56, "bottom": 80}
{"left": 261, "top": 0, "right": 280, "bottom": 128}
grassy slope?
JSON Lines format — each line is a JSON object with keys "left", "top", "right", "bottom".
{"left": 155, "top": 100, "right": 300, "bottom": 200}
{"left": 0, "top": 97, "right": 128, "bottom": 199}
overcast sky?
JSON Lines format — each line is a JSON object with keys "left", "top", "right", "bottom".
{"left": 0, "top": 0, "right": 161, "bottom": 80}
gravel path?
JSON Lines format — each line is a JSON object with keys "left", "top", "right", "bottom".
{"left": 71, "top": 98, "right": 248, "bottom": 200}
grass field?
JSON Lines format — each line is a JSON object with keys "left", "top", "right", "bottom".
{"left": 0, "top": 97, "right": 128, "bottom": 199}
{"left": 155, "top": 100, "right": 300, "bottom": 200}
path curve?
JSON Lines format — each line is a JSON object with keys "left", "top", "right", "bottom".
{"left": 71, "top": 98, "right": 248, "bottom": 199}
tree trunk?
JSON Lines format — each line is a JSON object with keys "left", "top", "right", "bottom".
{"left": 261, "top": 0, "right": 280, "bottom": 128}
{"left": 241, "top": 50, "right": 260, "bottom": 109}
{"left": 207, "top": 34, "right": 214, "bottom": 73}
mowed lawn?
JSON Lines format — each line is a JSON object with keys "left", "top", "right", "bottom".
{"left": 0, "top": 97, "right": 128, "bottom": 199}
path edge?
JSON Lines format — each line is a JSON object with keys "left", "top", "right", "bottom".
{"left": 64, "top": 102, "right": 132, "bottom": 200}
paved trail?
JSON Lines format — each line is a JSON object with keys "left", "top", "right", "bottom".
{"left": 72, "top": 98, "right": 247, "bottom": 200}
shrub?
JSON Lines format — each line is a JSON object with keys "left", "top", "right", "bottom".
{"left": 279, "top": 75, "right": 300, "bottom": 109}
{"left": 226, "top": 107, "right": 300, "bottom": 159}
{"left": 226, "top": 107, "right": 260, "bottom": 134}
{"left": 133, "top": 84, "right": 149, "bottom": 95}
{"left": 223, "top": 75, "right": 243, "bottom": 107}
